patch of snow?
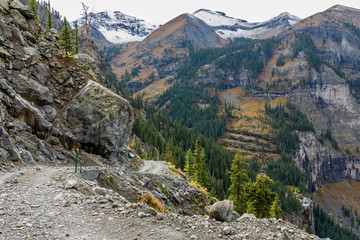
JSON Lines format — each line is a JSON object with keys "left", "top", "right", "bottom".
{"left": 97, "top": 26, "right": 146, "bottom": 44}
{"left": 288, "top": 20, "right": 298, "bottom": 26}
{"left": 193, "top": 9, "right": 301, "bottom": 39}
{"left": 193, "top": 9, "right": 242, "bottom": 27}
{"left": 72, "top": 10, "right": 159, "bottom": 44}
{"left": 217, "top": 27, "right": 269, "bottom": 39}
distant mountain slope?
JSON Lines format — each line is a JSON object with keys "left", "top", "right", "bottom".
{"left": 142, "top": 13, "right": 227, "bottom": 48}
{"left": 72, "top": 11, "right": 159, "bottom": 44}
{"left": 110, "top": 13, "right": 227, "bottom": 94}
{"left": 314, "top": 180, "right": 360, "bottom": 236}
{"left": 193, "top": 9, "right": 301, "bottom": 39}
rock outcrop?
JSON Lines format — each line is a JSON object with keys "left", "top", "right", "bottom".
{"left": 0, "top": 0, "right": 135, "bottom": 169}
{"left": 64, "top": 81, "right": 135, "bottom": 155}
{"left": 284, "top": 63, "right": 360, "bottom": 192}
{"left": 88, "top": 160, "right": 209, "bottom": 215}
{"left": 294, "top": 132, "right": 360, "bottom": 192}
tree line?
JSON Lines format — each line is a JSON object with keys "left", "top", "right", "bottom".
{"left": 177, "top": 37, "right": 277, "bottom": 81}
{"left": 155, "top": 82, "right": 228, "bottom": 139}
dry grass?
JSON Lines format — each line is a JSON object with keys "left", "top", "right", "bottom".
{"left": 134, "top": 78, "right": 174, "bottom": 101}
{"left": 190, "top": 180, "right": 208, "bottom": 196}
{"left": 218, "top": 96, "right": 282, "bottom": 162}
{"left": 166, "top": 162, "right": 186, "bottom": 178}
{"left": 138, "top": 193, "right": 165, "bottom": 213}
{"left": 219, "top": 87, "right": 244, "bottom": 104}
{"left": 313, "top": 180, "right": 360, "bottom": 223}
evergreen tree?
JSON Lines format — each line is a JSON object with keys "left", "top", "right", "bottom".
{"left": 210, "top": 187, "right": 217, "bottom": 198}
{"left": 197, "top": 148, "right": 208, "bottom": 187}
{"left": 59, "top": 17, "right": 73, "bottom": 54}
{"left": 228, "top": 150, "right": 250, "bottom": 214}
{"left": 192, "top": 138, "right": 208, "bottom": 187}
{"left": 245, "top": 173, "right": 276, "bottom": 218}
{"left": 73, "top": 21, "right": 80, "bottom": 54}
{"left": 163, "top": 142, "right": 174, "bottom": 163}
{"left": 28, "top": 0, "right": 39, "bottom": 24}
{"left": 184, "top": 149, "right": 195, "bottom": 179}
{"left": 271, "top": 195, "right": 282, "bottom": 219}
{"left": 193, "top": 137, "right": 202, "bottom": 182}
{"left": 193, "top": 137, "right": 202, "bottom": 170}
{"left": 46, "top": 0, "right": 53, "bottom": 30}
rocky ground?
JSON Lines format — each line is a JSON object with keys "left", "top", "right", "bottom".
{"left": 0, "top": 163, "right": 326, "bottom": 240}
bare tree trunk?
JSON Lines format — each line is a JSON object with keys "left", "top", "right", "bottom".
{"left": 81, "top": 2, "right": 94, "bottom": 54}
{"left": 81, "top": 2, "right": 89, "bottom": 52}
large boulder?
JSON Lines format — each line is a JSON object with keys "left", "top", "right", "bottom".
{"left": 209, "top": 200, "right": 238, "bottom": 222}
{"left": 64, "top": 80, "right": 136, "bottom": 154}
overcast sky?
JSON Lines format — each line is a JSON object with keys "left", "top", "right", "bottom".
{"left": 50, "top": 0, "right": 360, "bottom": 24}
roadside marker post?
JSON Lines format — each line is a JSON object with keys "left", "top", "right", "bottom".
{"left": 75, "top": 148, "right": 79, "bottom": 173}
{"left": 105, "top": 150, "right": 108, "bottom": 169}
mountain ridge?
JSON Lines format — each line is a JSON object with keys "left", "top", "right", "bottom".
{"left": 193, "top": 9, "right": 301, "bottom": 39}
{"left": 72, "top": 10, "right": 159, "bottom": 44}
{"left": 72, "top": 9, "right": 301, "bottom": 44}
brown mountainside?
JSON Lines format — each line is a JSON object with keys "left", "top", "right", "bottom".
{"left": 110, "top": 13, "right": 227, "bottom": 97}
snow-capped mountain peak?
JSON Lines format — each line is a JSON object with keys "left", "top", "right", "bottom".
{"left": 193, "top": 9, "right": 301, "bottom": 39}
{"left": 193, "top": 9, "right": 247, "bottom": 27}
{"left": 268, "top": 12, "right": 301, "bottom": 26}
{"left": 72, "top": 11, "right": 159, "bottom": 44}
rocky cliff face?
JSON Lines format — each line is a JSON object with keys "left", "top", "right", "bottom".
{"left": 195, "top": 64, "right": 252, "bottom": 89}
{"left": 267, "top": 53, "right": 360, "bottom": 193}
{"left": 0, "top": 0, "right": 135, "bottom": 169}
{"left": 285, "top": 64, "right": 360, "bottom": 153}
{"left": 274, "top": 7, "right": 360, "bottom": 192}
{"left": 294, "top": 132, "right": 360, "bottom": 192}
{"left": 282, "top": 5, "right": 360, "bottom": 101}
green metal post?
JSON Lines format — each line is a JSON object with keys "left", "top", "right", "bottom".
{"left": 75, "top": 148, "right": 79, "bottom": 173}
{"left": 105, "top": 150, "right": 108, "bottom": 169}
